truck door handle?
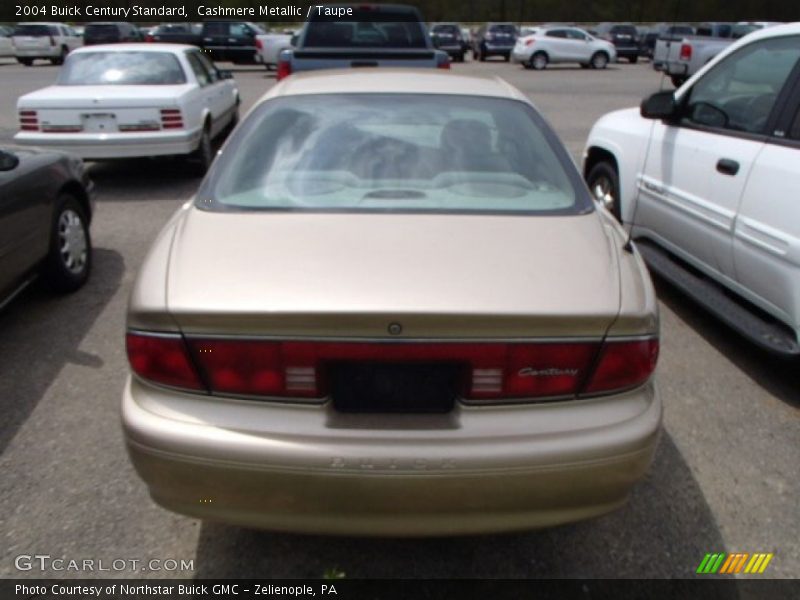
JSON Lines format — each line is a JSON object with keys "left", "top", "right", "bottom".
{"left": 716, "top": 158, "right": 740, "bottom": 176}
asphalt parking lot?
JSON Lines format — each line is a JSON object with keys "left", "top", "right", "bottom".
{"left": 0, "top": 55, "right": 797, "bottom": 581}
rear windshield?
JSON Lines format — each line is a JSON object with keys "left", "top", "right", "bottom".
{"left": 303, "top": 21, "right": 427, "bottom": 48}
{"left": 155, "top": 23, "right": 201, "bottom": 34}
{"left": 13, "top": 25, "right": 56, "bottom": 36}
{"left": 58, "top": 52, "right": 187, "bottom": 85}
{"left": 432, "top": 25, "right": 460, "bottom": 35}
{"left": 85, "top": 25, "right": 120, "bottom": 37}
{"left": 610, "top": 25, "right": 637, "bottom": 35}
{"left": 199, "top": 94, "right": 588, "bottom": 216}
{"left": 489, "top": 24, "right": 517, "bottom": 34}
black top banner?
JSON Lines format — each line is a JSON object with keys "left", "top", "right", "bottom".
{"left": 1, "top": 0, "right": 799, "bottom": 24}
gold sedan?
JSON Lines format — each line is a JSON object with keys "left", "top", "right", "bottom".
{"left": 123, "top": 69, "right": 661, "bottom": 536}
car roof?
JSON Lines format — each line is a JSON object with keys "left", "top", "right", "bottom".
{"left": 263, "top": 69, "right": 528, "bottom": 103}
{"left": 70, "top": 43, "right": 196, "bottom": 54}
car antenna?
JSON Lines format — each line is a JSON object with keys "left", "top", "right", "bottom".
{"left": 622, "top": 0, "right": 681, "bottom": 254}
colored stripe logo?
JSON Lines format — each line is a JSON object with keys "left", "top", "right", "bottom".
{"left": 697, "top": 553, "right": 773, "bottom": 574}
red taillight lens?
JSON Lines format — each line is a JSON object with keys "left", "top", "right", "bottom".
{"left": 525, "top": 38, "right": 536, "bottom": 46}
{"left": 160, "top": 108, "right": 183, "bottom": 129}
{"left": 126, "top": 333, "right": 204, "bottom": 391}
{"left": 584, "top": 339, "right": 659, "bottom": 395}
{"left": 679, "top": 43, "right": 692, "bottom": 61}
{"left": 276, "top": 58, "right": 292, "bottom": 80}
{"left": 127, "top": 334, "right": 658, "bottom": 401}
{"left": 145, "top": 34, "right": 154, "bottom": 42}
{"left": 19, "top": 110, "right": 39, "bottom": 131}
{"left": 255, "top": 38, "right": 263, "bottom": 50}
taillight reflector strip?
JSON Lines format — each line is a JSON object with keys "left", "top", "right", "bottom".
{"left": 126, "top": 333, "right": 658, "bottom": 401}
{"left": 160, "top": 108, "right": 184, "bottom": 129}
{"left": 19, "top": 110, "right": 39, "bottom": 131}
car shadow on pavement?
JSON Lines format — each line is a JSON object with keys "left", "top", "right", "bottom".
{"left": 192, "top": 433, "right": 728, "bottom": 579}
{"left": 0, "top": 248, "right": 124, "bottom": 454}
{"left": 86, "top": 159, "right": 208, "bottom": 200}
{"left": 653, "top": 276, "right": 800, "bottom": 408}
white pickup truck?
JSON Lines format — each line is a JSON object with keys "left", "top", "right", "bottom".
{"left": 254, "top": 32, "right": 294, "bottom": 70}
{"left": 653, "top": 34, "right": 733, "bottom": 87}
{"left": 583, "top": 23, "right": 800, "bottom": 355}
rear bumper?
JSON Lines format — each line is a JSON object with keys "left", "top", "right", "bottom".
{"left": 510, "top": 50, "right": 530, "bottom": 63}
{"left": 664, "top": 61, "right": 689, "bottom": 76}
{"left": 614, "top": 46, "right": 639, "bottom": 57}
{"left": 122, "top": 376, "right": 662, "bottom": 536}
{"left": 13, "top": 128, "right": 202, "bottom": 160}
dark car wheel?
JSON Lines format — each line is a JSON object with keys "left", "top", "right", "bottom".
{"left": 628, "top": 55, "right": 638, "bottom": 64}
{"left": 529, "top": 52, "right": 548, "bottom": 70}
{"left": 191, "top": 124, "right": 214, "bottom": 175}
{"left": 43, "top": 194, "right": 92, "bottom": 293}
{"left": 591, "top": 52, "right": 609, "bottom": 69}
{"left": 51, "top": 46, "right": 68, "bottom": 66}
{"left": 18, "top": 58, "right": 33, "bottom": 66}
{"left": 671, "top": 75, "right": 687, "bottom": 88}
{"left": 586, "top": 162, "right": 621, "bottom": 221}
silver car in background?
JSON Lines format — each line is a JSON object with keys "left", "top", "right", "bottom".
{"left": 512, "top": 26, "right": 617, "bottom": 70}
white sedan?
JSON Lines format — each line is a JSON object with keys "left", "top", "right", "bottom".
{"left": 512, "top": 26, "right": 617, "bottom": 70}
{"left": 14, "top": 44, "right": 240, "bottom": 173}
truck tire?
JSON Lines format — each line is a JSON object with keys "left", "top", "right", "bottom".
{"left": 586, "top": 161, "right": 621, "bottom": 221}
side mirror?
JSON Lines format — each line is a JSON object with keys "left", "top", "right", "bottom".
{"left": 0, "top": 149, "right": 20, "bottom": 172}
{"left": 218, "top": 70, "right": 233, "bottom": 80}
{"left": 641, "top": 91, "right": 678, "bottom": 120}
{"left": 290, "top": 34, "right": 299, "bottom": 47}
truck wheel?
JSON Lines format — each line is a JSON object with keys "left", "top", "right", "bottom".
{"left": 51, "top": 46, "right": 68, "bottom": 66}
{"left": 670, "top": 75, "right": 687, "bottom": 88}
{"left": 587, "top": 162, "right": 621, "bottom": 221}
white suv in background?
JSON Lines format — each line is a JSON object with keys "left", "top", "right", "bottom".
{"left": 583, "top": 23, "right": 800, "bottom": 356}
{"left": 512, "top": 26, "right": 616, "bottom": 70}
{"left": 12, "top": 22, "right": 82, "bottom": 66}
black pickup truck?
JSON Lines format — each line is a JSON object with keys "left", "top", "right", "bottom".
{"left": 277, "top": 4, "right": 449, "bottom": 80}
{"left": 146, "top": 21, "right": 267, "bottom": 64}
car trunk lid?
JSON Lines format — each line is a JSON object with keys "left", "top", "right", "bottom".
{"left": 165, "top": 208, "right": 621, "bottom": 339}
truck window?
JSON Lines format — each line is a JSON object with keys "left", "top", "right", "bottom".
{"left": 685, "top": 36, "right": 800, "bottom": 135}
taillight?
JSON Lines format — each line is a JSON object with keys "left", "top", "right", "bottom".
{"left": 255, "top": 38, "right": 263, "bottom": 50}
{"left": 679, "top": 43, "right": 692, "bottom": 61}
{"left": 145, "top": 33, "right": 154, "bottom": 42}
{"left": 276, "top": 57, "right": 292, "bottom": 80}
{"left": 126, "top": 333, "right": 204, "bottom": 391}
{"left": 525, "top": 38, "right": 536, "bottom": 46}
{"left": 127, "top": 333, "right": 658, "bottom": 401}
{"left": 437, "top": 56, "right": 451, "bottom": 70}
{"left": 19, "top": 110, "right": 39, "bottom": 131}
{"left": 584, "top": 339, "right": 659, "bottom": 395}
{"left": 160, "top": 108, "right": 183, "bottom": 129}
